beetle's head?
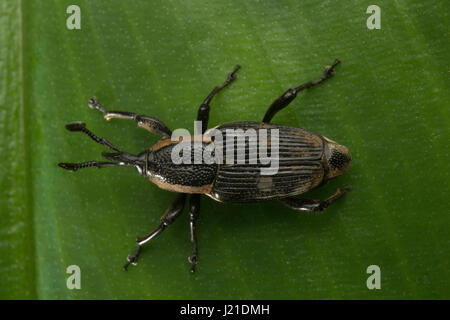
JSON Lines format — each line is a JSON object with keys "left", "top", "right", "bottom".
{"left": 323, "top": 137, "right": 352, "bottom": 180}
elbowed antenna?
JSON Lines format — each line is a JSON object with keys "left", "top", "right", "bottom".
{"left": 58, "top": 161, "right": 118, "bottom": 171}
{"left": 64, "top": 121, "right": 123, "bottom": 152}
{"left": 58, "top": 122, "right": 144, "bottom": 172}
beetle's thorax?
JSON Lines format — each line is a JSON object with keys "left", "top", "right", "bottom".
{"left": 323, "top": 136, "right": 352, "bottom": 180}
{"left": 144, "top": 137, "right": 217, "bottom": 194}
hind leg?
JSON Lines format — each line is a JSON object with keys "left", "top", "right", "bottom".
{"left": 279, "top": 185, "right": 351, "bottom": 212}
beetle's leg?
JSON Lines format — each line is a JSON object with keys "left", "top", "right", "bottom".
{"left": 123, "top": 193, "right": 186, "bottom": 271}
{"left": 262, "top": 59, "right": 340, "bottom": 123}
{"left": 188, "top": 194, "right": 200, "bottom": 273}
{"left": 279, "top": 185, "right": 351, "bottom": 212}
{"left": 88, "top": 97, "right": 172, "bottom": 138}
{"left": 64, "top": 122, "right": 123, "bottom": 152}
{"left": 197, "top": 65, "right": 240, "bottom": 133}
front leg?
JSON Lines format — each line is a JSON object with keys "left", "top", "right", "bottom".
{"left": 123, "top": 193, "right": 186, "bottom": 270}
{"left": 279, "top": 185, "right": 351, "bottom": 212}
{"left": 88, "top": 97, "right": 172, "bottom": 138}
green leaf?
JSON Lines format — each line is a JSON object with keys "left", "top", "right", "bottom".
{"left": 1, "top": 0, "right": 448, "bottom": 299}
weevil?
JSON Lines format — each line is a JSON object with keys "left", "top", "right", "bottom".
{"left": 58, "top": 59, "right": 351, "bottom": 272}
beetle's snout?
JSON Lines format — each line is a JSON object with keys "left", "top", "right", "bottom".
{"left": 101, "top": 151, "right": 149, "bottom": 176}
{"left": 324, "top": 139, "right": 352, "bottom": 180}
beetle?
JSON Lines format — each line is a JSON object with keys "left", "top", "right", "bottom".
{"left": 58, "top": 59, "right": 351, "bottom": 272}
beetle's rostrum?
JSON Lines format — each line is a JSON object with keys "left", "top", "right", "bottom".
{"left": 58, "top": 60, "right": 352, "bottom": 273}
